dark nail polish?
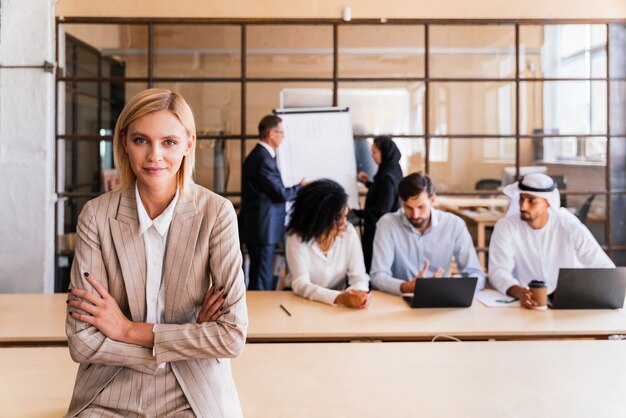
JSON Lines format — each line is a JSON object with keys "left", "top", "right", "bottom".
{"left": 83, "top": 272, "right": 89, "bottom": 277}
{"left": 68, "top": 311, "right": 72, "bottom": 315}
{"left": 219, "top": 286, "right": 224, "bottom": 292}
{"left": 65, "top": 300, "right": 69, "bottom": 304}
{"left": 222, "top": 293, "right": 227, "bottom": 299}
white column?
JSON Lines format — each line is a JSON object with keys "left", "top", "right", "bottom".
{"left": 0, "top": 0, "right": 56, "bottom": 292}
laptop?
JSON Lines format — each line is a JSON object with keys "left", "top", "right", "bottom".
{"left": 549, "top": 268, "right": 626, "bottom": 309}
{"left": 403, "top": 277, "right": 478, "bottom": 308}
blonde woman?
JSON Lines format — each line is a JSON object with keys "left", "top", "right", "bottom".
{"left": 65, "top": 88, "right": 247, "bottom": 417}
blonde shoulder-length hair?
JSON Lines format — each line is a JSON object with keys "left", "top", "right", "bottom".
{"left": 113, "top": 88, "right": 196, "bottom": 195}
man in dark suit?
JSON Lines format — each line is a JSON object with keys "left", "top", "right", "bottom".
{"left": 240, "top": 115, "right": 304, "bottom": 290}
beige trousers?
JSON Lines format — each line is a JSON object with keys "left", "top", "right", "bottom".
{"left": 78, "top": 364, "right": 194, "bottom": 417}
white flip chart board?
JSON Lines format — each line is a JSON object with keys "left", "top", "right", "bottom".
{"left": 274, "top": 107, "right": 359, "bottom": 209}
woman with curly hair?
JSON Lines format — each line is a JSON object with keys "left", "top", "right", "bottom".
{"left": 285, "top": 179, "right": 370, "bottom": 308}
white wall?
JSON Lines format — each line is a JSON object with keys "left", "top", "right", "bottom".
{"left": 0, "top": 0, "right": 55, "bottom": 292}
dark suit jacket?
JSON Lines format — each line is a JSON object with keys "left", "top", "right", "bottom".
{"left": 239, "top": 143, "right": 301, "bottom": 246}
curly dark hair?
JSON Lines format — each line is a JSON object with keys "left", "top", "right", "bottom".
{"left": 287, "top": 179, "right": 348, "bottom": 243}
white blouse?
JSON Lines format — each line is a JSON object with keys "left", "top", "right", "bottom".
{"left": 136, "top": 186, "right": 178, "bottom": 326}
{"left": 136, "top": 186, "right": 178, "bottom": 367}
{"left": 285, "top": 223, "right": 370, "bottom": 305}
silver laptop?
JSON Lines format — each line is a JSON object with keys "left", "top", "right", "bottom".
{"left": 403, "top": 277, "right": 478, "bottom": 308}
{"left": 549, "top": 268, "right": 626, "bottom": 309}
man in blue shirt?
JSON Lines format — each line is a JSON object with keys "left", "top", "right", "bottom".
{"left": 370, "top": 172, "right": 485, "bottom": 295}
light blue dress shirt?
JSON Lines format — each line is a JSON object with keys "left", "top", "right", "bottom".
{"left": 370, "top": 208, "right": 485, "bottom": 295}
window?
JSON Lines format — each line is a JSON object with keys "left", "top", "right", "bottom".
{"left": 55, "top": 19, "right": 626, "bottom": 290}
{"left": 539, "top": 25, "right": 607, "bottom": 163}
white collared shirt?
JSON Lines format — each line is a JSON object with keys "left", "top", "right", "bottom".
{"left": 285, "top": 223, "right": 370, "bottom": 305}
{"left": 370, "top": 208, "right": 485, "bottom": 295}
{"left": 258, "top": 140, "right": 276, "bottom": 158}
{"left": 135, "top": 186, "right": 178, "bottom": 329}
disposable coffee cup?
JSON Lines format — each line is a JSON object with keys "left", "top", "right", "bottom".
{"left": 528, "top": 280, "right": 548, "bottom": 310}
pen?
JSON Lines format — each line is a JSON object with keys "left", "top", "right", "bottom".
{"left": 280, "top": 304, "right": 292, "bottom": 317}
{"left": 495, "top": 298, "right": 519, "bottom": 304}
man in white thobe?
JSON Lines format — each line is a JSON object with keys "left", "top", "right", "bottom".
{"left": 488, "top": 173, "right": 614, "bottom": 309}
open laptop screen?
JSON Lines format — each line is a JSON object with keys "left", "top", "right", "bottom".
{"left": 550, "top": 268, "right": 626, "bottom": 309}
{"left": 403, "top": 277, "right": 478, "bottom": 308}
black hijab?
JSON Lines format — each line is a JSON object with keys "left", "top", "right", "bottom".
{"left": 373, "top": 136, "right": 403, "bottom": 182}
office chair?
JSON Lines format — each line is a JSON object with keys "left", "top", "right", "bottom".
{"left": 550, "top": 175, "right": 567, "bottom": 208}
{"left": 577, "top": 194, "right": 596, "bottom": 224}
{"left": 474, "top": 178, "right": 502, "bottom": 191}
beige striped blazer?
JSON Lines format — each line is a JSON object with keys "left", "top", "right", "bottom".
{"left": 65, "top": 183, "right": 248, "bottom": 417}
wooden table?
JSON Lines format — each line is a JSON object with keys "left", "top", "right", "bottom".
{"left": 4, "top": 341, "right": 626, "bottom": 417}
{"left": 234, "top": 340, "right": 626, "bottom": 418}
{"left": 246, "top": 291, "right": 626, "bottom": 342}
{"left": 435, "top": 196, "right": 509, "bottom": 210}
{"left": 3, "top": 292, "right": 626, "bottom": 345}
{"left": 0, "top": 293, "right": 67, "bottom": 345}
{"left": 0, "top": 347, "right": 76, "bottom": 418}
{"left": 436, "top": 196, "right": 508, "bottom": 269}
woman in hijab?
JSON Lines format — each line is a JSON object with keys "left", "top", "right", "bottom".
{"left": 354, "top": 136, "right": 403, "bottom": 272}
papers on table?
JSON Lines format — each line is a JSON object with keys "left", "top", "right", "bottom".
{"left": 475, "top": 289, "right": 521, "bottom": 308}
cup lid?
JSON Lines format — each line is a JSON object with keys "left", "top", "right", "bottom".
{"left": 528, "top": 280, "right": 547, "bottom": 288}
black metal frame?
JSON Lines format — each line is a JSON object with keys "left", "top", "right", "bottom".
{"left": 54, "top": 18, "right": 626, "bottom": 289}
